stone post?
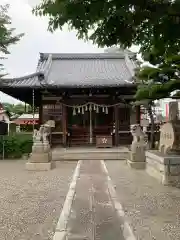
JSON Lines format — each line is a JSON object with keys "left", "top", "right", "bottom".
{"left": 168, "top": 101, "right": 179, "bottom": 121}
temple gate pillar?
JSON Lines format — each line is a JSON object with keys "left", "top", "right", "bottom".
{"left": 114, "top": 106, "right": 119, "bottom": 146}
{"left": 62, "top": 104, "right": 67, "bottom": 147}
{"left": 136, "top": 106, "right": 141, "bottom": 124}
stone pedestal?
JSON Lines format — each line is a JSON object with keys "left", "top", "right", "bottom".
{"left": 26, "top": 140, "right": 54, "bottom": 171}
{"left": 26, "top": 162, "right": 54, "bottom": 171}
{"left": 127, "top": 159, "right": 146, "bottom": 169}
{"left": 127, "top": 142, "right": 146, "bottom": 169}
{"left": 28, "top": 152, "right": 52, "bottom": 163}
{"left": 146, "top": 150, "right": 180, "bottom": 186}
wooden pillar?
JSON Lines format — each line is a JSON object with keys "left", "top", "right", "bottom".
{"left": 39, "top": 102, "right": 43, "bottom": 126}
{"left": 136, "top": 105, "right": 141, "bottom": 124}
{"left": 62, "top": 104, "right": 67, "bottom": 147}
{"left": 37, "top": 93, "right": 43, "bottom": 125}
{"left": 114, "top": 106, "right": 119, "bottom": 146}
{"left": 24, "top": 103, "right": 26, "bottom": 113}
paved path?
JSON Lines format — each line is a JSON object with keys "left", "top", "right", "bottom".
{"left": 65, "top": 160, "right": 127, "bottom": 240}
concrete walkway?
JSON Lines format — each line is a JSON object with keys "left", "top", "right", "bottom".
{"left": 54, "top": 160, "right": 134, "bottom": 240}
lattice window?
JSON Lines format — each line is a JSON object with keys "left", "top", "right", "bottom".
{"left": 42, "top": 103, "right": 63, "bottom": 131}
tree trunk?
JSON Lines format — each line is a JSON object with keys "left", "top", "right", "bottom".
{"left": 147, "top": 104, "right": 155, "bottom": 149}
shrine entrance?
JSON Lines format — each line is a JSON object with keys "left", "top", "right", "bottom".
{"left": 67, "top": 103, "right": 114, "bottom": 146}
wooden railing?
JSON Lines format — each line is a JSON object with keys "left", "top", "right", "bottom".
{"left": 117, "top": 130, "right": 160, "bottom": 146}
{"left": 68, "top": 125, "right": 113, "bottom": 146}
{"left": 51, "top": 127, "right": 161, "bottom": 147}
{"left": 118, "top": 131, "right": 132, "bottom": 145}
{"left": 68, "top": 126, "right": 90, "bottom": 146}
{"left": 51, "top": 132, "right": 63, "bottom": 146}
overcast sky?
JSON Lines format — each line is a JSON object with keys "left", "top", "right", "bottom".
{"left": 1, "top": 0, "right": 140, "bottom": 105}
{"left": 1, "top": 0, "right": 105, "bottom": 104}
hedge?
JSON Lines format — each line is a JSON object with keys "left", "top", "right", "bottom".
{"left": 0, "top": 133, "right": 33, "bottom": 159}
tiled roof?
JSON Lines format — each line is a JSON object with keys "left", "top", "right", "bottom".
{"left": 1, "top": 52, "right": 136, "bottom": 88}
{"left": 0, "top": 72, "right": 43, "bottom": 88}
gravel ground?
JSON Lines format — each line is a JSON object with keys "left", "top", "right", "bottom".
{"left": 105, "top": 160, "right": 180, "bottom": 240}
{"left": 0, "top": 160, "right": 77, "bottom": 240}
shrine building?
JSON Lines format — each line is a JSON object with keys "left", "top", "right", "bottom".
{"left": 0, "top": 51, "right": 140, "bottom": 147}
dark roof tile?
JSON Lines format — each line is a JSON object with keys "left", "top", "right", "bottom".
{"left": 1, "top": 52, "right": 136, "bottom": 88}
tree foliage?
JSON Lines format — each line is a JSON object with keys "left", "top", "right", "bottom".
{"left": 2, "top": 103, "right": 33, "bottom": 115}
{"left": 0, "top": 4, "right": 24, "bottom": 77}
{"left": 135, "top": 55, "right": 180, "bottom": 102}
{"left": 34, "top": 0, "right": 180, "bottom": 64}
{"left": 0, "top": 4, "right": 23, "bottom": 54}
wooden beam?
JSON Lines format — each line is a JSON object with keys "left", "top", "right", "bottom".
{"left": 117, "top": 95, "right": 134, "bottom": 99}
{"left": 42, "top": 96, "right": 62, "bottom": 100}
{"left": 69, "top": 94, "right": 110, "bottom": 98}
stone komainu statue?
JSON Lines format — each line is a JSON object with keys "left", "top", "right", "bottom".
{"left": 33, "top": 125, "right": 51, "bottom": 144}
{"left": 129, "top": 124, "right": 148, "bottom": 164}
{"left": 130, "top": 124, "right": 148, "bottom": 144}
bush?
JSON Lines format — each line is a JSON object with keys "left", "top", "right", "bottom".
{"left": 0, "top": 134, "right": 33, "bottom": 159}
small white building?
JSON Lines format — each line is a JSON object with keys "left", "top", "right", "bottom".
{"left": 0, "top": 105, "right": 11, "bottom": 134}
{"left": 0, "top": 109, "right": 10, "bottom": 123}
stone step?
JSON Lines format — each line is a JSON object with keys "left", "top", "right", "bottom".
{"left": 52, "top": 149, "right": 129, "bottom": 161}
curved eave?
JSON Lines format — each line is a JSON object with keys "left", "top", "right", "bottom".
{"left": 0, "top": 71, "right": 44, "bottom": 88}
{"left": 0, "top": 78, "right": 137, "bottom": 89}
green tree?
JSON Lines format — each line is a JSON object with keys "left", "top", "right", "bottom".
{"left": 33, "top": 0, "right": 180, "bottom": 64}
{"left": 134, "top": 54, "right": 180, "bottom": 148}
{"left": 34, "top": 0, "right": 180, "bottom": 148}
{"left": 0, "top": 4, "right": 24, "bottom": 76}
{"left": 135, "top": 55, "right": 180, "bottom": 102}
{"left": 0, "top": 4, "right": 23, "bottom": 54}
{"left": 2, "top": 102, "right": 38, "bottom": 115}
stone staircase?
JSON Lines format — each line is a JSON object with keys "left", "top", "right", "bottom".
{"left": 52, "top": 147, "right": 129, "bottom": 161}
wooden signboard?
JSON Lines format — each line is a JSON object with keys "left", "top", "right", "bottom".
{"left": 96, "top": 135, "right": 112, "bottom": 148}
{"left": 43, "top": 103, "right": 62, "bottom": 121}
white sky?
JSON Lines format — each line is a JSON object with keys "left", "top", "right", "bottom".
{"left": 0, "top": 0, "right": 138, "bottom": 104}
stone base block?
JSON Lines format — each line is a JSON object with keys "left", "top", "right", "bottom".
{"left": 29, "top": 152, "right": 52, "bottom": 163}
{"left": 146, "top": 164, "right": 164, "bottom": 183}
{"left": 26, "top": 162, "right": 55, "bottom": 171}
{"left": 129, "top": 149, "right": 146, "bottom": 163}
{"left": 146, "top": 165, "right": 180, "bottom": 186}
{"left": 146, "top": 150, "right": 180, "bottom": 187}
{"left": 127, "top": 160, "right": 146, "bottom": 169}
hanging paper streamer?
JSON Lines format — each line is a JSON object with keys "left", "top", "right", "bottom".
{"left": 73, "top": 107, "right": 76, "bottom": 115}
{"left": 94, "top": 104, "right": 96, "bottom": 111}
{"left": 105, "top": 106, "right": 108, "bottom": 114}
{"left": 96, "top": 105, "right": 99, "bottom": 113}
{"left": 89, "top": 104, "right": 92, "bottom": 111}
{"left": 102, "top": 107, "right": 105, "bottom": 112}
{"left": 82, "top": 106, "right": 84, "bottom": 114}
{"left": 78, "top": 106, "right": 81, "bottom": 113}
{"left": 85, "top": 105, "right": 88, "bottom": 111}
